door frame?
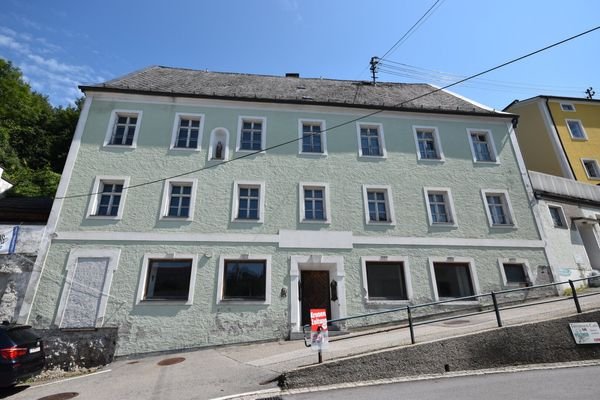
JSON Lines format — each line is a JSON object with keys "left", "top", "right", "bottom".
{"left": 290, "top": 255, "right": 345, "bottom": 333}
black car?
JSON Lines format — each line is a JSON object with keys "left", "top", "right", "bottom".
{"left": 0, "top": 322, "right": 45, "bottom": 388}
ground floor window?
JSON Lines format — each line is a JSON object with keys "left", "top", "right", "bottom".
{"left": 502, "top": 263, "right": 529, "bottom": 286}
{"left": 365, "top": 262, "right": 408, "bottom": 300}
{"left": 223, "top": 260, "right": 267, "bottom": 301}
{"left": 433, "top": 262, "right": 475, "bottom": 299}
{"left": 144, "top": 259, "right": 192, "bottom": 301}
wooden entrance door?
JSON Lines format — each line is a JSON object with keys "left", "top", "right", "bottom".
{"left": 300, "top": 270, "right": 331, "bottom": 327}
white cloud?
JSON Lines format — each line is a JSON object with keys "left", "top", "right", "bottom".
{"left": 0, "top": 33, "right": 29, "bottom": 54}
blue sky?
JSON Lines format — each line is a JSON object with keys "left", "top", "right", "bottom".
{"left": 0, "top": 0, "right": 598, "bottom": 109}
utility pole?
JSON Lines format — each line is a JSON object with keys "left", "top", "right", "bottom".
{"left": 585, "top": 87, "right": 595, "bottom": 99}
{"left": 370, "top": 57, "right": 379, "bottom": 84}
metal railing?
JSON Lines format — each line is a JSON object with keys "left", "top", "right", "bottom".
{"left": 302, "top": 277, "right": 600, "bottom": 356}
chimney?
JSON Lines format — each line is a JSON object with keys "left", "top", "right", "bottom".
{"left": 285, "top": 73, "right": 300, "bottom": 78}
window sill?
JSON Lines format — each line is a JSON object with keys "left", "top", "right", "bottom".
{"left": 473, "top": 160, "right": 500, "bottom": 165}
{"left": 366, "top": 221, "right": 396, "bottom": 226}
{"left": 103, "top": 144, "right": 137, "bottom": 149}
{"left": 86, "top": 215, "right": 122, "bottom": 220}
{"left": 235, "top": 149, "right": 265, "bottom": 155}
{"left": 169, "top": 147, "right": 201, "bottom": 152}
{"left": 232, "top": 218, "right": 264, "bottom": 224}
{"left": 430, "top": 222, "right": 458, "bottom": 228}
{"left": 137, "top": 300, "right": 192, "bottom": 306}
{"left": 365, "top": 299, "right": 410, "bottom": 307}
{"left": 435, "top": 299, "right": 479, "bottom": 306}
{"left": 298, "top": 152, "right": 328, "bottom": 158}
{"left": 570, "top": 137, "right": 588, "bottom": 141}
{"left": 300, "top": 219, "right": 331, "bottom": 225}
{"left": 217, "top": 299, "right": 269, "bottom": 306}
{"left": 160, "top": 216, "right": 193, "bottom": 222}
{"left": 489, "top": 224, "right": 517, "bottom": 229}
{"left": 358, "top": 155, "right": 387, "bottom": 160}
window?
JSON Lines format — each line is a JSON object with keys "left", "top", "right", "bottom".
{"left": 560, "top": 103, "right": 575, "bottom": 112}
{"left": 481, "top": 190, "right": 516, "bottom": 227}
{"left": 299, "top": 183, "right": 331, "bottom": 223}
{"left": 362, "top": 185, "right": 395, "bottom": 224}
{"left": 104, "top": 110, "right": 142, "bottom": 147}
{"left": 232, "top": 181, "right": 265, "bottom": 223}
{"left": 217, "top": 255, "right": 272, "bottom": 304}
{"left": 429, "top": 257, "right": 479, "bottom": 301}
{"left": 424, "top": 188, "right": 456, "bottom": 226}
{"left": 363, "top": 260, "right": 409, "bottom": 301}
{"left": 160, "top": 179, "right": 197, "bottom": 221}
{"left": 413, "top": 126, "right": 443, "bottom": 161}
{"left": 468, "top": 129, "right": 497, "bottom": 163}
{"left": 498, "top": 259, "right": 530, "bottom": 287}
{"left": 566, "top": 119, "right": 587, "bottom": 140}
{"left": 357, "top": 123, "right": 386, "bottom": 157}
{"left": 237, "top": 116, "right": 266, "bottom": 152}
{"left": 582, "top": 159, "right": 600, "bottom": 179}
{"left": 171, "top": 113, "right": 204, "bottom": 150}
{"left": 548, "top": 205, "right": 567, "bottom": 228}
{"left": 87, "top": 176, "right": 130, "bottom": 219}
{"left": 136, "top": 253, "right": 198, "bottom": 305}
{"left": 299, "top": 120, "right": 326, "bottom": 155}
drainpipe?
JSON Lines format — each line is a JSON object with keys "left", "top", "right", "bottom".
{"left": 544, "top": 98, "right": 576, "bottom": 179}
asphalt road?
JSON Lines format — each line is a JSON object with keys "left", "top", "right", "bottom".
{"left": 283, "top": 365, "right": 600, "bottom": 400}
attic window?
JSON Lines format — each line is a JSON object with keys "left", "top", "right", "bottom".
{"left": 286, "top": 73, "right": 300, "bottom": 78}
{"left": 560, "top": 103, "right": 575, "bottom": 112}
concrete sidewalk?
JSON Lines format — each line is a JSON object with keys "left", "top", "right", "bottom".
{"left": 4, "top": 292, "right": 600, "bottom": 400}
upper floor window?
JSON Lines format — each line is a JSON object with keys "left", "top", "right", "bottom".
{"left": 362, "top": 185, "right": 395, "bottom": 225}
{"left": 582, "top": 159, "right": 600, "bottom": 179}
{"left": 482, "top": 190, "right": 516, "bottom": 227}
{"left": 160, "top": 179, "right": 197, "bottom": 221}
{"left": 548, "top": 205, "right": 567, "bottom": 228}
{"left": 413, "top": 126, "right": 443, "bottom": 161}
{"left": 468, "top": 129, "right": 498, "bottom": 163}
{"left": 566, "top": 119, "right": 587, "bottom": 140}
{"left": 299, "top": 120, "right": 326, "bottom": 155}
{"left": 357, "top": 123, "right": 386, "bottom": 158}
{"left": 232, "top": 181, "right": 265, "bottom": 223}
{"left": 171, "top": 113, "right": 204, "bottom": 150}
{"left": 237, "top": 116, "right": 266, "bottom": 152}
{"left": 299, "top": 183, "right": 331, "bottom": 223}
{"left": 560, "top": 103, "right": 575, "bottom": 112}
{"left": 424, "top": 188, "right": 456, "bottom": 226}
{"left": 87, "top": 176, "right": 130, "bottom": 220}
{"left": 104, "top": 110, "right": 143, "bottom": 147}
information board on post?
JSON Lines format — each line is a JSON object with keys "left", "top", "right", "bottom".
{"left": 310, "top": 308, "right": 329, "bottom": 351}
{"left": 569, "top": 322, "right": 600, "bottom": 344}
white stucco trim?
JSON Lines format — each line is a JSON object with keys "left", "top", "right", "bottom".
{"left": 55, "top": 248, "right": 120, "bottom": 327}
{"left": 356, "top": 122, "right": 387, "bottom": 158}
{"left": 559, "top": 102, "right": 576, "bottom": 112}
{"left": 466, "top": 128, "right": 500, "bottom": 164}
{"left": 236, "top": 116, "right": 267, "bottom": 153}
{"left": 536, "top": 99, "right": 575, "bottom": 179}
{"left": 136, "top": 252, "right": 198, "bottom": 306}
{"left": 19, "top": 95, "right": 93, "bottom": 324}
{"left": 169, "top": 112, "right": 205, "bottom": 151}
{"left": 481, "top": 189, "right": 518, "bottom": 229}
{"left": 207, "top": 127, "right": 230, "bottom": 161}
{"left": 428, "top": 256, "right": 480, "bottom": 304}
{"left": 565, "top": 119, "right": 588, "bottom": 141}
{"left": 298, "top": 182, "right": 331, "bottom": 224}
{"left": 413, "top": 125, "right": 445, "bottom": 162}
{"left": 423, "top": 187, "right": 458, "bottom": 227}
{"left": 53, "top": 230, "right": 545, "bottom": 248}
{"left": 360, "top": 256, "right": 413, "bottom": 305}
{"left": 231, "top": 180, "right": 266, "bottom": 223}
{"left": 86, "top": 175, "right": 131, "bottom": 220}
{"left": 102, "top": 109, "right": 143, "bottom": 148}
{"left": 497, "top": 257, "right": 532, "bottom": 287}
{"left": 362, "top": 184, "right": 396, "bottom": 225}
{"left": 298, "top": 119, "right": 327, "bottom": 156}
{"left": 216, "top": 254, "right": 272, "bottom": 305}
{"left": 289, "top": 255, "right": 346, "bottom": 333}
{"left": 159, "top": 178, "right": 198, "bottom": 221}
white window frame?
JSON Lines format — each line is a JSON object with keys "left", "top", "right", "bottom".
{"left": 360, "top": 256, "right": 412, "bottom": 305}
{"left": 236, "top": 116, "right": 267, "bottom": 153}
{"left": 467, "top": 128, "right": 499, "bottom": 164}
{"left": 103, "top": 109, "right": 143, "bottom": 148}
{"left": 566, "top": 119, "right": 587, "bottom": 140}
{"left": 231, "top": 180, "right": 266, "bottom": 223}
{"left": 581, "top": 159, "right": 600, "bottom": 180}
{"left": 55, "top": 248, "right": 121, "bottom": 327}
{"left": 481, "top": 189, "right": 517, "bottom": 228}
{"left": 428, "top": 256, "right": 480, "bottom": 304}
{"left": 413, "top": 125, "right": 444, "bottom": 162}
{"left": 136, "top": 253, "right": 198, "bottom": 305}
{"left": 86, "top": 176, "right": 130, "bottom": 220}
{"left": 159, "top": 178, "right": 198, "bottom": 221}
{"left": 424, "top": 187, "right": 457, "bottom": 227}
{"left": 560, "top": 103, "right": 576, "bottom": 112}
{"left": 362, "top": 184, "right": 396, "bottom": 225}
{"left": 207, "top": 127, "right": 230, "bottom": 161}
{"left": 299, "top": 182, "right": 331, "bottom": 224}
{"left": 216, "top": 255, "right": 272, "bottom": 305}
{"left": 498, "top": 258, "right": 532, "bottom": 287}
{"left": 356, "top": 122, "right": 387, "bottom": 158}
{"left": 548, "top": 204, "right": 568, "bottom": 229}
{"left": 170, "top": 112, "right": 205, "bottom": 151}
{"left": 298, "top": 119, "right": 327, "bottom": 156}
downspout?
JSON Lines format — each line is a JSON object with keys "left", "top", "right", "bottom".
{"left": 544, "top": 98, "right": 577, "bottom": 179}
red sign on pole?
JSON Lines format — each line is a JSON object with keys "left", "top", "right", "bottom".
{"left": 310, "top": 308, "right": 329, "bottom": 351}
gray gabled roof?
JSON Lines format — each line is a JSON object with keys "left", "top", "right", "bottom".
{"left": 81, "top": 65, "right": 510, "bottom": 117}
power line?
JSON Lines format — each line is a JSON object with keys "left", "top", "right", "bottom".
{"left": 55, "top": 25, "right": 600, "bottom": 201}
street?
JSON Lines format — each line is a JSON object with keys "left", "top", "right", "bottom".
{"left": 283, "top": 365, "right": 600, "bottom": 400}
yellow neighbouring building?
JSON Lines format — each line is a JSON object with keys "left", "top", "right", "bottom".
{"left": 505, "top": 96, "right": 600, "bottom": 184}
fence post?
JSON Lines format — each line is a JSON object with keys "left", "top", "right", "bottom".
{"left": 491, "top": 292, "right": 502, "bottom": 327}
{"left": 407, "top": 305, "right": 415, "bottom": 344}
{"left": 568, "top": 280, "right": 582, "bottom": 314}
